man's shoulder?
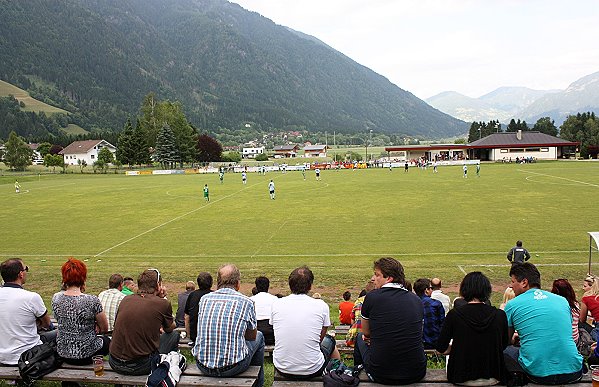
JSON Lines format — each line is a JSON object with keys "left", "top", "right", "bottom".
{"left": 0, "top": 286, "right": 43, "bottom": 302}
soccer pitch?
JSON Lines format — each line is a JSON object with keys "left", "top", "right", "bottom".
{"left": 1, "top": 161, "right": 598, "bottom": 307}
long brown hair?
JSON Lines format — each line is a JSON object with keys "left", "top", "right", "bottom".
{"left": 551, "top": 278, "right": 579, "bottom": 312}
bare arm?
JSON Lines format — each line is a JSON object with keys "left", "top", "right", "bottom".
{"left": 319, "top": 327, "right": 329, "bottom": 342}
{"left": 95, "top": 312, "right": 109, "bottom": 334}
{"left": 38, "top": 312, "right": 51, "bottom": 329}
{"left": 184, "top": 313, "right": 191, "bottom": 338}
{"left": 580, "top": 301, "right": 588, "bottom": 324}
{"left": 361, "top": 318, "right": 370, "bottom": 338}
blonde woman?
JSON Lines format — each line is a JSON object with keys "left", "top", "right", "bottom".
{"left": 580, "top": 274, "right": 599, "bottom": 340}
{"left": 499, "top": 287, "right": 515, "bottom": 310}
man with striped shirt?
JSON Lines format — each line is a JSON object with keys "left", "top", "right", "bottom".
{"left": 98, "top": 273, "right": 126, "bottom": 332}
{"left": 193, "top": 264, "right": 264, "bottom": 387}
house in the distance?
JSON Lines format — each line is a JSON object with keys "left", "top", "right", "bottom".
{"left": 28, "top": 143, "right": 44, "bottom": 164}
{"left": 273, "top": 145, "right": 299, "bottom": 158}
{"left": 60, "top": 140, "right": 117, "bottom": 165}
{"left": 241, "top": 146, "right": 265, "bottom": 159}
{"left": 303, "top": 144, "right": 328, "bottom": 158}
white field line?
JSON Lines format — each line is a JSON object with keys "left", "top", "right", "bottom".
{"left": 93, "top": 179, "right": 269, "bottom": 257}
{"left": 518, "top": 169, "right": 599, "bottom": 187}
{"left": 3, "top": 250, "right": 587, "bottom": 259}
{"left": 251, "top": 219, "right": 290, "bottom": 258}
{"left": 458, "top": 262, "right": 589, "bottom": 275}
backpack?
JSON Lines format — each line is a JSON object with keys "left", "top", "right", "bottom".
{"left": 323, "top": 359, "right": 359, "bottom": 387}
{"left": 18, "top": 341, "right": 63, "bottom": 386}
{"left": 577, "top": 327, "right": 593, "bottom": 357}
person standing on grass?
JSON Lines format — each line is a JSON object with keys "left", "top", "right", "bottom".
{"left": 463, "top": 164, "right": 468, "bottom": 178}
{"left": 354, "top": 257, "right": 426, "bottom": 384}
{"left": 14, "top": 180, "right": 21, "bottom": 193}
{"left": 404, "top": 161, "right": 409, "bottom": 172}
{"left": 507, "top": 240, "right": 530, "bottom": 265}
{"left": 242, "top": 171, "right": 247, "bottom": 185}
{"left": 194, "top": 264, "right": 264, "bottom": 387}
{"left": 269, "top": 180, "right": 275, "bottom": 200}
{"left": 435, "top": 271, "right": 508, "bottom": 385}
{"left": 203, "top": 184, "right": 209, "bottom": 202}
{"left": 0, "top": 258, "right": 54, "bottom": 365}
{"left": 476, "top": 162, "right": 481, "bottom": 177}
{"left": 219, "top": 170, "right": 224, "bottom": 184}
{"left": 315, "top": 168, "right": 321, "bottom": 180}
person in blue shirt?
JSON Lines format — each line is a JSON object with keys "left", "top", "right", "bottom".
{"left": 504, "top": 262, "right": 583, "bottom": 385}
{"left": 414, "top": 278, "right": 445, "bottom": 349}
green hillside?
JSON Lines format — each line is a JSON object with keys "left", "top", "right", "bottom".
{"left": 0, "top": 80, "right": 67, "bottom": 114}
{"left": 0, "top": 0, "right": 466, "bottom": 138}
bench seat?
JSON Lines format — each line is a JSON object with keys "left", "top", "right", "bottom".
{"left": 0, "top": 364, "right": 260, "bottom": 387}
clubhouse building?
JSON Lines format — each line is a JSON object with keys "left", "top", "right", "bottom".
{"left": 385, "top": 130, "right": 579, "bottom": 162}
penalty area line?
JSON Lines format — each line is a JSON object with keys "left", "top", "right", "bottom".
{"left": 518, "top": 169, "right": 599, "bottom": 188}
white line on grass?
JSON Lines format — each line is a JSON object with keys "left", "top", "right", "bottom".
{"left": 93, "top": 179, "right": 270, "bottom": 257}
{"left": 519, "top": 169, "right": 599, "bottom": 188}
{"left": 251, "top": 220, "right": 290, "bottom": 258}
{"left": 4, "top": 249, "right": 586, "bottom": 259}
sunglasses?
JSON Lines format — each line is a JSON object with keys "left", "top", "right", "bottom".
{"left": 22, "top": 266, "right": 29, "bottom": 272}
{"left": 148, "top": 268, "right": 161, "bottom": 282}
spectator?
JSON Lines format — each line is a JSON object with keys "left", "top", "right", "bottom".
{"left": 184, "top": 272, "right": 213, "bottom": 344}
{"left": 551, "top": 279, "right": 580, "bottom": 343}
{"left": 175, "top": 281, "right": 195, "bottom": 328}
{"left": 338, "top": 291, "right": 353, "bottom": 325}
{"left": 98, "top": 273, "right": 126, "bottom": 332}
{"left": 504, "top": 263, "right": 583, "bottom": 384}
{"left": 345, "top": 281, "right": 375, "bottom": 347}
{"left": 580, "top": 274, "right": 599, "bottom": 340}
{"left": 250, "top": 276, "right": 278, "bottom": 345}
{"left": 506, "top": 240, "right": 531, "bottom": 264}
{"left": 499, "top": 287, "right": 515, "bottom": 310}
{"left": 0, "top": 258, "right": 53, "bottom": 365}
{"left": 271, "top": 266, "right": 340, "bottom": 379}
{"left": 109, "top": 268, "right": 179, "bottom": 375}
{"left": 354, "top": 257, "right": 426, "bottom": 384}
{"left": 52, "top": 258, "right": 110, "bottom": 365}
{"left": 414, "top": 278, "right": 445, "bottom": 349}
{"left": 430, "top": 277, "right": 451, "bottom": 315}
{"left": 121, "top": 277, "right": 136, "bottom": 295}
{"left": 194, "top": 264, "right": 264, "bottom": 387}
{"left": 435, "top": 271, "right": 508, "bottom": 385}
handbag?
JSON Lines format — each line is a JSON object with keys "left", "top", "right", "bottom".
{"left": 18, "top": 341, "right": 63, "bottom": 386}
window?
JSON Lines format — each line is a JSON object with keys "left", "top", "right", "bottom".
{"left": 541, "top": 148, "right": 549, "bottom": 152}
{"left": 500, "top": 149, "right": 508, "bottom": 153}
{"left": 91, "top": 155, "right": 95, "bottom": 159}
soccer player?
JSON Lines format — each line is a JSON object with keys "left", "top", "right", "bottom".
{"left": 301, "top": 167, "right": 306, "bottom": 180}
{"left": 433, "top": 160, "right": 438, "bottom": 173}
{"left": 14, "top": 180, "right": 21, "bottom": 194}
{"left": 242, "top": 171, "right": 247, "bottom": 185}
{"left": 476, "top": 163, "right": 480, "bottom": 177}
{"left": 463, "top": 164, "right": 468, "bottom": 178}
{"left": 203, "top": 184, "right": 209, "bottom": 202}
{"left": 268, "top": 180, "right": 275, "bottom": 200}
{"left": 219, "top": 171, "right": 224, "bottom": 184}
{"left": 404, "top": 162, "right": 409, "bottom": 172}
{"left": 315, "top": 168, "right": 320, "bottom": 181}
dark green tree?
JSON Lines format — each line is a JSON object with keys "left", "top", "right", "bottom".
{"left": 44, "top": 153, "right": 64, "bottom": 173}
{"left": 116, "top": 118, "right": 135, "bottom": 166}
{"left": 196, "top": 134, "right": 222, "bottom": 163}
{"left": 98, "top": 147, "right": 115, "bottom": 165}
{"left": 132, "top": 118, "right": 151, "bottom": 166}
{"left": 37, "top": 142, "right": 52, "bottom": 157}
{"left": 4, "top": 131, "right": 33, "bottom": 170}
{"left": 533, "top": 117, "right": 558, "bottom": 136}
{"left": 560, "top": 112, "right": 598, "bottom": 158}
{"left": 154, "top": 124, "right": 179, "bottom": 168}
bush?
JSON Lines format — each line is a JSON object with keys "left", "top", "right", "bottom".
{"left": 222, "top": 151, "right": 241, "bottom": 162}
{"left": 255, "top": 153, "right": 269, "bottom": 161}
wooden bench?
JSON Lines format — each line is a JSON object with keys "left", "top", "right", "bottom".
{"left": 273, "top": 368, "right": 592, "bottom": 387}
{"left": 0, "top": 363, "right": 260, "bottom": 386}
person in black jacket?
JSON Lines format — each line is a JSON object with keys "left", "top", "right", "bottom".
{"left": 507, "top": 240, "right": 531, "bottom": 264}
{"left": 435, "top": 271, "right": 509, "bottom": 385}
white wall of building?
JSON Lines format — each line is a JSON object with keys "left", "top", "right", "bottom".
{"left": 63, "top": 143, "right": 116, "bottom": 166}
{"left": 490, "top": 147, "right": 557, "bottom": 161}
{"left": 242, "top": 147, "right": 265, "bottom": 158}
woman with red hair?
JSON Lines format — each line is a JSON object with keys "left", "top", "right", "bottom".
{"left": 52, "top": 258, "right": 110, "bottom": 364}
{"left": 551, "top": 279, "right": 580, "bottom": 343}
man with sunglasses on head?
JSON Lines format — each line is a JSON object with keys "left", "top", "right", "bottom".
{"left": 109, "top": 268, "right": 180, "bottom": 375}
{"left": 0, "top": 258, "right": 53, "bottom": 365}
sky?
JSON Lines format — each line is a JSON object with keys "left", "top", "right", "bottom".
{"left": 231, "top": 0, "right": 599, "bottom": 100}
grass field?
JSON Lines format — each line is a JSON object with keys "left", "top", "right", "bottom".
{"left": 1, "top": 161, "right": 598, "bottom": 315}
{"left": 62, "top": 123, "right": 89, "bottom": 135}
{"left": 0, "top": 79, "right": 68, "bottom": 114}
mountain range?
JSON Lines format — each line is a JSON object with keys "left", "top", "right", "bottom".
{"left": 426, "top": 72, "right": 599, "bottom": 126}
{"left": 0, "top": 0, "right": 467, "bottom": 139}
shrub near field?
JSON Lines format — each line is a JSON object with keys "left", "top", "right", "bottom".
{"left": 0, "top": 162, "right": 597, "bottom": 314}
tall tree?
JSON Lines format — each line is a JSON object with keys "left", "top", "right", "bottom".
{"left": 196, "top": 134, "right": 223, "bottom": 163}
{"left": 132, "top": 118, "right": 151, "bottom": 166}
{"left": 154, "top": 124, "right": 179, "bottom": 168}
{"left": 116, "top": 118, "right": 135, "bottom": 166}
{"left": 37, "top": 142, "right": 52, "bottom": 157}
{"left": 533, "top": 117, "right": 558, "bottom": 136}
{"left": 4, "top": 131, "right": 33, "bottom": 170}
{"left": 560, "top": 112, "right": 598, "bottom": 158}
